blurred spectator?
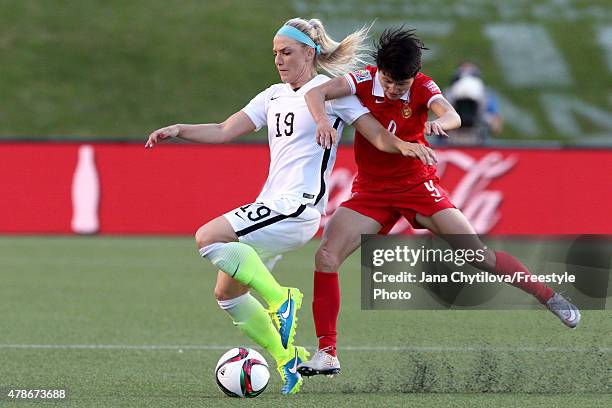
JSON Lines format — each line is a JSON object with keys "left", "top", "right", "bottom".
{"left": 443, "top": 61, "right": 503, "bottom": 144}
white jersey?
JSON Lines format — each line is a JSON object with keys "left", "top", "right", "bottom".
{"left": 242, "top": 74, "right": 369, "bottom": 214}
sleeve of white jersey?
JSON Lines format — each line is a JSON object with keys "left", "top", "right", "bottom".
{"left": 328, "top": 94, "right": 369, "bottom": 125}
{"left": 241, "top": 87, "right": 271, "bottom": 131}
{"left": 343, "top": 73, "right": 357, "bottom": 95}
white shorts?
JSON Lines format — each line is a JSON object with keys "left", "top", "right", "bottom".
{"left": 223, "top": 197, "right": 321, "bottom": 268}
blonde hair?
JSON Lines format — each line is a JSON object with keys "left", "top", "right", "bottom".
{"left": 283, "top": 18, "right": 372, "bottom": 77}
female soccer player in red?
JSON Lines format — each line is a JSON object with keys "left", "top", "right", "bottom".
{"left": 298, "top": 27, "right": 581, "bottom": 377}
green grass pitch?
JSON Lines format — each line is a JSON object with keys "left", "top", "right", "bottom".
{"left": 0, "top": 236, "right": 610, "bottom": 407}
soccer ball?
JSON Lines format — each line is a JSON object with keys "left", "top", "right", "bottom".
{"left": 215, "top": 347, "right": 270, "bottom": 398}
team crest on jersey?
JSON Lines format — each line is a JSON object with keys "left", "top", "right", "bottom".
{"left": 352, "top": 69, "right": 372, "bottom": 83}
{"left": 402, "top": 103, "right": 412, "bottom": 118}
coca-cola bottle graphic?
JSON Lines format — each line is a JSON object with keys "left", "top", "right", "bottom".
{"left": 71, "top": 145, "right": 100, "bottom": 234}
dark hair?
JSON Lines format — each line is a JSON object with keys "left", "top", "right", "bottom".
{"left": 373, "top": 27, "right": 427, "bottom": 81}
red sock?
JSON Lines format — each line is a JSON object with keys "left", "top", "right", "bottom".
{"left": 493, "top": 251, "right": 553, "bottom": 304}
{"left": 313, "top": 271, "right": 340, "bottom": 356}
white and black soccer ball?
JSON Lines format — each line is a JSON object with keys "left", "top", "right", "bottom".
{"left": 215, "top": 347, "right": 270, "bottom": 398}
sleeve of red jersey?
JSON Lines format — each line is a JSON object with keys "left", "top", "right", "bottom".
{"left": 343, "top": 68, "right": 373, "bottom": 97}
{"left": 418, "top": 76, "right": 445, "bottom": 108}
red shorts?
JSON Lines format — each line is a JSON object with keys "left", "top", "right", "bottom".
{"left": 340, "top": 179, "right": 455, "bottom": 233}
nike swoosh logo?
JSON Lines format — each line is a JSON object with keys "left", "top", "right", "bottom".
{"left": 280, "top": 290, "right": 292, "bottom": 319}
{"left": 375, "top": 99, "right": 385, "bottom": 103}
{"left": 565, "top": 308, "right": 577, "bottom": 322}
{"left": 270, "top": 96, "right": 281, "bottom": 100}
{"left": 231, "top": 263, "right": 240, "bottom": 277}
{"left": 434, "top": 197, "right": 445, "bottom": 202}
{"left": 288, "top": 349, "right": 299, "bottom": 374}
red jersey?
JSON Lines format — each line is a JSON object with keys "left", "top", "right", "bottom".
{"left": 345, "top": 66, "right": 444, "bottom": 191}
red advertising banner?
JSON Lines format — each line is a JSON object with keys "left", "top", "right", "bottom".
{"left": 1, "top": 142, "right": 611, "bottom": 235}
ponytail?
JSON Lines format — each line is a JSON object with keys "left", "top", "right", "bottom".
{"left": 283, "top": 18, "right": 372, "bottom": 77}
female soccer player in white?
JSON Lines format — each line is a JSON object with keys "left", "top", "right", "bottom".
{"left": 145, "top": 18, "right": 423, "bottom": 394}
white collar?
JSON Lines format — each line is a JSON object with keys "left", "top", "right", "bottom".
{"left": 373, "top": 70, "right": 410, "bottom": 101}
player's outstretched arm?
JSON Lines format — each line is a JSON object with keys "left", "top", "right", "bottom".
{"left": 353, "top": 114, "right": 437, "bottom": 165}
{"left": 305, "top": 77, "right": 353, "bottom": 149}
{"left": 145, "top": 111, "right": 256, "bottom": 148}
{"left": 424, "top": 97, "right": 461, "bottom": 138}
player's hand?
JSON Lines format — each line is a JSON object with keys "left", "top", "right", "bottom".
{"left": 424, "top": 120, "right": 448, "bottom": 138}
{"left": 399, "top": 142, "right": 437, "bottom": 166}
{"left": 145, "top": 125, "right": 180, "bottom": 148}
{"left": 315, "top": 120, "right": 338, "bottom": 149}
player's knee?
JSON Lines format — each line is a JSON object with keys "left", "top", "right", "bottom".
{"left": 481, "top": 249, "right": 497, "bottom": 271}
{"left": 214, "top": 280, "right": 247, "bottom": 301}
{"left": 214, "top": 285, "right": 232, "bottom": 301}
{"left": 213, "top": 278, "right": 234, "bottom": 301}
{"left": 195, "top": 225, "right": 213, "bottom": 249}
{"left": 195, "top": 219, "right": 237, "bottom": 250}
{"left": 315, "top": 244, "right": 341, "bottom": 271}
{"left": 468, "top": 248, "right": 496, "bottom": 271}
